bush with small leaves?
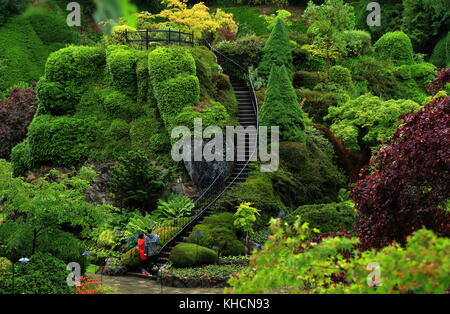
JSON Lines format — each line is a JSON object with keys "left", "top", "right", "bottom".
{"left": 374, "top": 31, "right": 414, "bottom": 66}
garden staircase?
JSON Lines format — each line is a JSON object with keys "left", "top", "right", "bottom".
{"left": 152, "top": 46, "right": 259, "bottom": 268}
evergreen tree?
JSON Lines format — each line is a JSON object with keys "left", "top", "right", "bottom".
{"left": 258, "top": 18, "right": 293, "bottom": 81}
{"left": 259, "top": 65, "right": 305, "bottom": 143}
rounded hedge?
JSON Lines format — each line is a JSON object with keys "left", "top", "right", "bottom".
{"left": 374, "top": 31, "right": 414, "bottom": 65}
{"left": 148, "top": 46, "right": 196, "bottom": 83}
{"left": 36, "top": 78, "right": 78, "bottom": 115}
{"left": 27, "top": 115, "right": 97, "bottom": 167}
{"left": 341, "top": 30, "right": 372, "bottom": 57}
{"left": 169, "top": 243, "right": 218, "bottom": 268}
{"left": 10, "top": 140, "right": 31, "bottom": 177}
{"left": 45, "top": 46, "right": 105, "bottom": 83}
{"left": 328, "top": 65, "right": 354, "bottom": 92}
{"left": 430, "top": 31, "right": 449, "bottom": 68}
{"left": 106, "top": 45, "right": 138, "bottom": 96}
{"left": 286, "top": 202, "right": 356, "bottom": 234}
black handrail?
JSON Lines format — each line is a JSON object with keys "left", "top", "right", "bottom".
{"left": 125, "top": 29, "right": 194, "bottom": 48}
{"left": 154, "top": 44, "right": 259, "bottom": 260}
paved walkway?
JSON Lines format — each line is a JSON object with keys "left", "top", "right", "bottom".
{"left": 91, "top": 274, "right": 224, "bottom": 294}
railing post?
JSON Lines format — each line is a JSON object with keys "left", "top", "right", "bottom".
{"left": 191, "top": 32, "right": 194, "bottom": 46}
{"left": 168, "top": 28, "right": 171, "bottom": 45}
{"left": 125, "top": 29, "right": 128, "bottom": 42}
{"left": 146, "top": 29, "right": 149, "bottom": 50}
{"left": 178, "top": 30, "right": 181, "bottom": 46}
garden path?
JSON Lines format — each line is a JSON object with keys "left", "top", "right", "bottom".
{"left": 91, "top": 274, "right": 223, "bottom": 294}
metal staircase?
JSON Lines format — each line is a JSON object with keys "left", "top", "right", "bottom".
{"left": 152, "top": 44, "right": 259, "bottom": 267}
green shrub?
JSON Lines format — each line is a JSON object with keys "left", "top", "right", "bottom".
{"left": 0, "top": 4, "right": 77, "bottom": 91}
{"left": 258, "top": 18, "right": 293, "bottom": 81}
{"left": 121, "top": 247, "right": 141, "bottom": 269}
{"left": 23, "top": 5, "right": 78, "bottom": 48}
{"left": 430, "top": 31, "right": 449, "bottom": 68}
{"left": 156, "top": 75, "right": 200, "bottom": 130}
{"left": 286, "top": 201, "right": 356, "bottom": 234}
{"left": 169, "top": 243, "right": 218, "bottom": 268}
{"left": 10, "top": 140, "right": 31, "bottom": 177}
{"left": 27, "top": 115, "right": 97, "bottom": 167}
{"left": 148, "top": 46, "right": 196, "bottom": 83}
{"left": 293, "top": 71, "right": 326, "bottom": 89}
{"left": 191, "top": 46, "right": 218, "bottom": 99}
{"left": 136, "top": 51, "right": 152, "bottom": 104}
{"left": 292, "top": 46, "right": 327, "bottom": 72}
{"left": 45, "top": 46, "right": 105, "bottom": 83}
{"left": 0, "top": 0, "right": 29, "bottom": 26}
{"left": 97, "top": 229, "right": 116, "bottom": 248}
{"left": 106, "top": 45, "right": 138, "bottom": 96}
{"left": 36, "top": 78, "right": 78, "bottom": 115}
{"left": 154, "top": 194, "right": 194, "bottom": 222}
{"left": 0, "top": 252, "right": 75, "bottom": 294}
{"left": 0, "top": 257, "right": 12, "bottom": 282}
{"left": 109, "top": 150, "right": 165, "bottom": 210}
{"left": 187, "top": 212, "right": 246, "bottom": 257}
{"left": 340, "top": 30, "right": 372, "bottom": 57}
{"left": 98, "top": 88, "right": 142, "bottom": 119}
{"left": 296, "top": 90, "right": 347, "bottom": 124}
{"left": 325, "top": 94, "right": 421, "bottom": 151}
{"left": 374, "top": 31, "right": 414, "bottom": 66}
{"left": 328, "top": 65, "right": 354, "bottom": 92}
{"left": 214, "top": 35, "right": 265, "bottom": 78}
{"left": 260, "top": 65, "right": 305, "bottom": 142}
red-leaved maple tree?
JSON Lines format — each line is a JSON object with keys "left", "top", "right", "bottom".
{"left": 352, "top": 95, "right": 450, "bottom": 249}
{"left": 0, "top": 85, "right": 37, "bottom": 158}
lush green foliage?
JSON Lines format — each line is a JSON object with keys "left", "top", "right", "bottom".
{"left": 188, "top": 212, "right": 246, "bottom": 257}
{"left": 325, "top": 94, "right": 421, "bottom": 151}
{"left": 352, "top": 95, "right": 450, "bottom": 249}
{"left": 260, "top": 65, "right": 306, "bottom": 142}
{"left": 258, "top": 18, "right": 293, "bottom": 80}
{"left": 154, "top": 193, "right": 194, "bottom": 222}
{"left": 233, "top": 202, "right": 260, "bottom": 242}
{"left": 374, "top": 31, "right": 414, "bottom": 66}
{"left": 227, "top": 218, "right": 450, "bottom": 294}
{"left": 120, "top": 247, "right": 141, "bottom": 269}
{"left": 0, "top": 252, "right": 75, "bottom": 294}
{"left": 327, "top": 65, "right": 354, "bottom": 92}
{"left": 303, "top": 0, "right": 355, "bottom": 73}
{"left": 169, "top": 243, "right": 218, "bottom": 268}
{"left": 285, "top": 201, "right": 355, "bottom": 234}
{"left": 106, "top": 45, "right": 139, "bottom": 96}
{"left": 109, "top": 150, "right": 165, "bottom": 210}
{"left": 162, "top": 263, "right": 245, "bottom": 280}
{"left": 430, "top": 31, "right": 449, "bottom": 68}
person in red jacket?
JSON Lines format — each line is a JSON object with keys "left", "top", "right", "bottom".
{"left": 137, "top": 233, "right": 150, "bottom": 276}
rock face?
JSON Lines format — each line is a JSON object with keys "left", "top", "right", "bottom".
{"left": 98, "top": 257, "right": 127, "bottom": 276}
{"left": 183, "top": 138, "right": 234, "bottom": 190}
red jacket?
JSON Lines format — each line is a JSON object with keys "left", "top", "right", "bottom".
{"left": 138, "top": 238, "right": 148, "bottom": 261}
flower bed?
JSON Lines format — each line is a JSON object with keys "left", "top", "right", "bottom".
{"left": 158, "top": 264, "right": 245, "bottom": 288}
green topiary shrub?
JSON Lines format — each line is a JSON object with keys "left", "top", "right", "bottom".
{"left": 136, "top": 51, "right": 152, "bottom": 104}
{"left": 191, "top": 46, "right": 219, "bottom": 99}
{"left": 260, "top": 65, "right": 306, "bottom": 142}
{"left": 148, "top": 46, "right": 196, "bottom": 83}
{"left": 45, "top": 46, "right": 105, "bottom": 83}
{"left": 374, "top": 31, "right": 414, "bottom": 66}
{"left": 10, "top": 140, "right": 31, "bottom": 177}
{"left": 430, "top": 31, "right": 449, "bottom": 68}
{"left": 0, "top": 257, "right": 12, "bottom": 282}
{"left": 98, "top": 88, "right": 143, "bottom": 119}
{"left": 285, "top": 201, "right": 356, "bottom": 234}
{"left": 169, "top": 243, "right": 218, "bottom": 268}
{"left": 27, "top": 115, "right": 97, "bottom": 167}
{"left": 258, "top": 18, "right": 293, "bottom": 81}
{"left": 36, "top": 78, "right": 78, "bottom": 115}
{"left": 328, "top": 65, "right": 354, "bottom": 92}
{"left": 340, "top": 30, "right": 372, "bottom": 57}
{"left": 155, "top": 75, "right": 200, "bottom": 131}
{"left": 187, "top": 212, "right": 246, "bottom": 257}
{"left": 106, "top": 45, "right": 138, "bottom": 96}
{"left": 121, "top": 247, "right": 141, "bottom": 269}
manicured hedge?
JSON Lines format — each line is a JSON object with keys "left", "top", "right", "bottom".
{"left": 374, "top": 31, "right": 414, "bottom": 66}
{"left": 36, "top": 79, "right": 78, "bottom": 115}
{"left": 169, "top": 243, "right": 218, "bottom": 268}
{"left": 27, "top": 115, "right": 97, "bottom": 167}
{"left": 430, "top": 31, "right": 449, "bottom": 68}
{"left": 328, "top": 65, "right": 354, "bottom": 92}
{"left": 106, "top": 45, "right": 138, "bottom": 96}
{"left": 45, "top": 46, "right": 105, "bottom": 83}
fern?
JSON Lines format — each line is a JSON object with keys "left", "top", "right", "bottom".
{"left": 154, "top": 194, "right": 194, "bottom": 222}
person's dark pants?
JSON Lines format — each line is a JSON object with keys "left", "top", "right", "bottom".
{"left": 141, "top": 258, "right": 155, "bottom": 272}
